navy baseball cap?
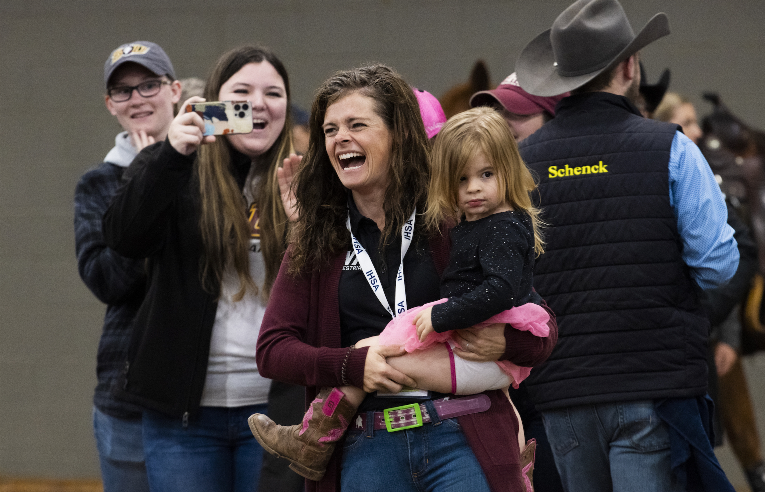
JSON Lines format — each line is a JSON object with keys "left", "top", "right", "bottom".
{"left": 104, "top": 41, "right": 175, "bottom": 88}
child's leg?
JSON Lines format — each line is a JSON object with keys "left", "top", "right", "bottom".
{"left": 250, "top": 338, "right": 514, "bottom": 481}
{"left": 386, "top": 342, "right": 513, "bottom": 394}
{"left": 334, "top": 385, "right": 365, "bottom": 405}
{"left": 390, "top": 346, "right": 533, "bottom": 487}
{"left": 248, "top": 385, "right": 359, "bottom": 481}
{"left": 385, "top": 343, "right": 454, "bottom": 392}
{"left": 248, "top": 336, "right": 385, "bottom": 481}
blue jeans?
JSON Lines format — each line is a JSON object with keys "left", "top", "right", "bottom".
{"left": 142, "top": 404, "right": 267, "bottom": 492}
{"left": 542, "top": 401, "right": 684, "bottom": 492}
{"left": 340, "top": 408, "right": 491, "bottom": 492}
{"left": 93, "top": 406, "right": 150, "bottom": 492}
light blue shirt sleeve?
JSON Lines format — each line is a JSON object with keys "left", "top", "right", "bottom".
{"left": 668, "top": 131, "right": 739, "bottom": 290}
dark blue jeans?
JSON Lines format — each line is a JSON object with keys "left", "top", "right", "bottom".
{"left": 542, "top": 401, "right": 684, "bottom": 492}
{"left": 340, "top": 410, "right": 491, "bottom": 492}
{"left": 143, "top": 404, "right": 267, "bottom": 492}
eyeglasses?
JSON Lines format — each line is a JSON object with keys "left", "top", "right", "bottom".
{"left": 107, "top": 80, "right": 171, "bottom": 102}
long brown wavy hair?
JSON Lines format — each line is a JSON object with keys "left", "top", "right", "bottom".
{"left": 196, "top": 46, "right": 293, "bottom": 301}
{"left": 289, "top": 64, "right": 433, "bottom": 273}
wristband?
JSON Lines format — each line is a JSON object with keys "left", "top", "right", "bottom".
{"left": 341, "top": 344, "right": 356, "bottom": 386}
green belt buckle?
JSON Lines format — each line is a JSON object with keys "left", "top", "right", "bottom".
{"left": 383, "top": 403, "right": 423, "bottom": 432}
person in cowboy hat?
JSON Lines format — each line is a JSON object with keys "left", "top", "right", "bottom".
{"left": 515, "top": 1, "right": 739, "bottom": 490}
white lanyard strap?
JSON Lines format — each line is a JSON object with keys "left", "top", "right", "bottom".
{"left": 346, "top": 208, "right": 416, "bottom": 318}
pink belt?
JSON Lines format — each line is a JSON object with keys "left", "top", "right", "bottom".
{"left": 350, "top": 394, "right": 491, "bottom": 432}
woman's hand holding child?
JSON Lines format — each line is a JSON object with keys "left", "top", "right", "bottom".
{"left": 453, "top": 323, "right": 507, "bottom": 362}
{"left": 362, "top": 344, "right": 416, "bottom": 394}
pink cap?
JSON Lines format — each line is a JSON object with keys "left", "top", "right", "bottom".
{"left": 470, "top": 73, "right": 568, "bottom": 117}
{"left": 413, "top": 88, "right": 447, "bottom": 138}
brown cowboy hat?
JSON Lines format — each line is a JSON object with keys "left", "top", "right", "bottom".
{"left": 516, "top": 0, "right": 670, "bottom": 97}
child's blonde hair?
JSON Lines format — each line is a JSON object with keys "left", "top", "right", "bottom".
{"left": 425, "top": 106, "right": 544, "bottom": 254}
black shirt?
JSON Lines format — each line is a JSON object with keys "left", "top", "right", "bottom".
{"left": 339, "top": 196, "right": 442, "bottom": 410}
{"left": 340, "top": 197, "right": 441, "bottom": 346}
{"left": 431, "top": 210, "right": 540, "bottom": 332}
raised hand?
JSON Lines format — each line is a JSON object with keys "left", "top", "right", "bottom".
{"left": 278, "top": 153, "right": 302, "bottom": 222}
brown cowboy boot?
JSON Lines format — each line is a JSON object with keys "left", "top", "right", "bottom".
{"left": 520, "top": 438, "right": 537, "bottom": 492}
{"left": 248, "top": 387, "right": 357, "bottom": 481}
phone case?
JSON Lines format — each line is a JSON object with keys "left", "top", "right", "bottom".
{"left": 185, "top": 101, "right": 253, "bottom": 136}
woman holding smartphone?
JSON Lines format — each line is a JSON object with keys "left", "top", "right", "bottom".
{"left": 104, "top": 45, "right": 293, "bottom": 492}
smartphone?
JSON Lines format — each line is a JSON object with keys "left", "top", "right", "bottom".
{"left": 185, "top": 100, "right": 253, "bottom": 136}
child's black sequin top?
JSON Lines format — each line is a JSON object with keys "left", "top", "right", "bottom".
{"left": 430, "top": 210, "right": 539, "bottom": 333}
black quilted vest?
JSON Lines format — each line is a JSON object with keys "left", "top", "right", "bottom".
{"left": 520, "top": 92, "right": 709, "bottom": 410}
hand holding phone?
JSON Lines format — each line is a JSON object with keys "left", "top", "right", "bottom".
{"left": 185, "top": 100, "right": 254, "bottom": 136}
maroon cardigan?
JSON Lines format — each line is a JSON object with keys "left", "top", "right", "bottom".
{"left": 257, "top": 230, "right": 558, "bottom": 492}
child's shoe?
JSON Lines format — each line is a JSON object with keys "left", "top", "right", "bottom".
{"left": 520, "top": 438, "right": 537, "bottom": 492}
{"left": 248, "top": 387, "right": 357, "bottom": 481}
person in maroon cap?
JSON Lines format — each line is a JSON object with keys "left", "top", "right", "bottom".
{"left": 471, "top": 74, "right": 567, "bottom": 492}
{"left": 470, "top": 73, "right": 567, "bottom": 142}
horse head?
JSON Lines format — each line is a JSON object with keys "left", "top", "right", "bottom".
{"left": 439, "top": 60, "right": 491, "bottom": 118}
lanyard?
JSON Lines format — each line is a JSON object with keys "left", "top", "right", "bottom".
{"left": 346, "top": 208, "right": 416, "bottom": 318}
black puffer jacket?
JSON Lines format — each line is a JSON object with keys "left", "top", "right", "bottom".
{"left": 520, "top": 93, "right": 710, "bottom": 411}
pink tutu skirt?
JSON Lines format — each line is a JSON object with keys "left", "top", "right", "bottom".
{"left": 377, "top": 299, "right": 550, "bottom": 388}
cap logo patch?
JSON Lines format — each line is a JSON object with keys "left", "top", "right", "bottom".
{"left": 111, "top": 44, "right": 151, "bottom": 65}
{"left": 501, "top": 73, "right": 520, "bottom": 87}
